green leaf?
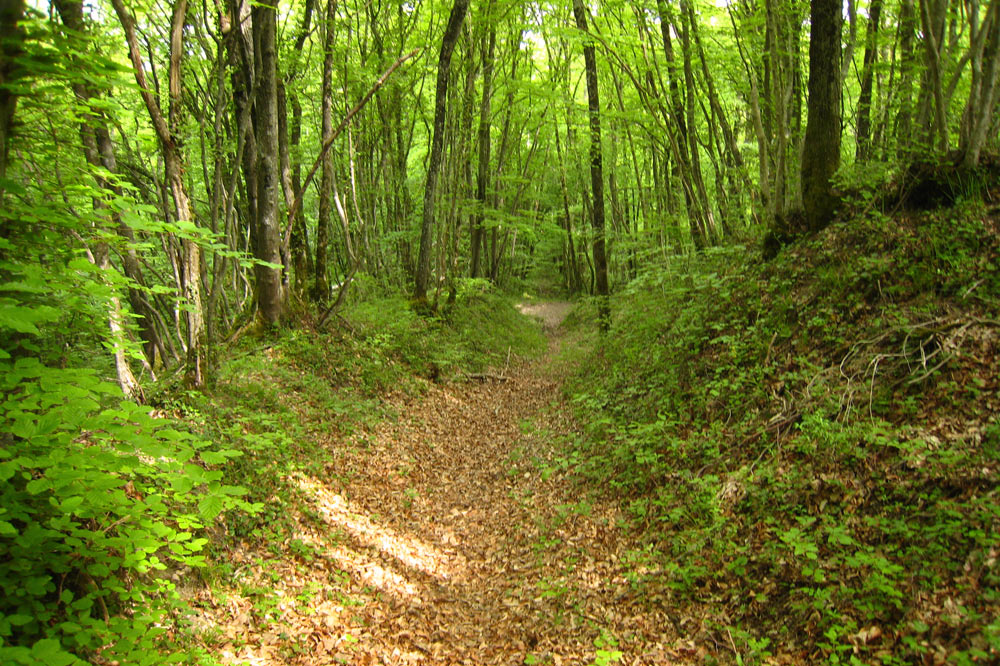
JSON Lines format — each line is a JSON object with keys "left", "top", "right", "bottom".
{"left": 197, "top": 494, "right": 224, "bottom": 520}
{"left": 67, "top": 257, "right": 98, "bottom": 272}
{"left": 170, "top": 475, "right": 194, "bottom": 494}
{"left": 59, "top": 496, "right": 84, "bottom": 514}
{"left": 57, "top": 621, "right": 81, "bottom": 634}
{"left": 0, "top": 304, "right": 42, "bottom": 334}
{"left": 199, "top": 450, "right": 229, "bottom": 465}
{"left": 31, "top": 638, "right": 76, "bottom": 666}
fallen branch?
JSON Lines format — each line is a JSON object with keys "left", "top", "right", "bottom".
{"left": 465, "top": 372, "right": 509, "bottom": 382}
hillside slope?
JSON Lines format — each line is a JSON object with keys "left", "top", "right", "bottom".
{"left": 565, "top": 190, "right": 1000, "bottom": 663}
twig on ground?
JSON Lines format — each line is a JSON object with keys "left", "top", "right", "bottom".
{"left": 465, "top": 372, "right": 509, "bottom": 382}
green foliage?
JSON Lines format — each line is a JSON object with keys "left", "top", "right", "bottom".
{"left": 0, "top": 337, "right": 253, "bottom": 666}
{"left": 566, "top": 203, "right": 1000, "bottom": 660}
{"left": 1, "top": 137, "right": 253, "bottom": 662}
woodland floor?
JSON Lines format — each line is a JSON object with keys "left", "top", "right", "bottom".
{"left": 191, "top": 302, "right": 702, "bottom": 665}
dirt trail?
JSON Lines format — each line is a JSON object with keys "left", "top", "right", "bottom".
{"left": 203, "top": 303, "right": 694, "bottom": 665}
{"left": 516, "top": 301, "right": 575, "bottom": 332}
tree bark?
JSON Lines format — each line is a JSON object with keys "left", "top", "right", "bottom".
{"left": 960, "top": 0, "right": 1000, "bottom": 166}
{"left": 414, "top": 0, "right": 469, "bottom": 303}
{"left": 730, "top": 4, "right": 773, "bottom": 220}
{"left": 654, "top": 0, "right": 708, "bottom": 247}
{"left": 855, "top": 0, "right": 883, "bottom": 162}
{"left": 896, "top": 0, "right": 918, "bottom": 157}
{"left": 251, "top": 0, "right": 284, "bottom": 325}
{"left": 278, "top": 0, "right": 315, "bottom": 294}
{"left": 0, "top": 0, "right": 24, "bottom": 188}
{"left": 55, "top": 0, "right": 164, "bottom": 372}
{"left": 112, "top": 0, "right": 205, "bottom": 387}
{"left": 314, "top": 0, "right": 337, "bottom": 301}
{"left": 679, "top": 0, "right": 715, "bottom": 244}
{"left": 800, "top": 0, "right": 843, "bottom": 232}
{"left": 572, "top": 0, "right": 610, "bottom": 328}
{"left": 471, "top": 19, "right": 495, "bottom": 279}
{"left": 918, "top": 0, "right": 950, "bottom": 153}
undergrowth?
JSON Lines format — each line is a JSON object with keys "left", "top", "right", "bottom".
{"left": 565, "top": 198, "right": 1000, "bottom": 663}
{"left": 0, "top": 218, "right": 256, "bottom": 665}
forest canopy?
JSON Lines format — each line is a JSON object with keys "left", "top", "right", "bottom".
{"left": 3, "top": 0, "right": 997, "bottom": 389}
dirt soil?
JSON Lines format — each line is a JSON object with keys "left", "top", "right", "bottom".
{"left": 195, "top": 303, "right": 701, "bottom": 665}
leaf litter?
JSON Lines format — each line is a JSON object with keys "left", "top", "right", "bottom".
{"left": 190, "top": 303, "right": 699, "bottom": 665}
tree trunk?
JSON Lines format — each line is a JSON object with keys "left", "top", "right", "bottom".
{"left": 112, "top": 0, "right": 205, "bottom": 387}
{"left": 679, "top": 0, "right": 715, "bottom": 244}
{"left": 655, "top": 0, "right": 708, "bottom": 248}
{"left": 471, "top": 19, "right": 495, "bottom": 279}
{"left": 571, "top": 0, "right": 610, "bottom": 328}
{"left": 55, "top": 0, "right": 164, "bottom": 371}
{"left": 960, "top": 0, "right": 1000, "bottom": 166}
{"left": 896, "top": 0, "right": 918, "bottom": 157}
{"left": 918, "top": 0, "right": 950, "bottom": 153}
{"left": 252, "top": 0, "right": 284, "bottom": 325}
{"left": 855, "top": 0, "right": 883, "bottom": 162}
{"left": 314, "top": 0, "right": 337, "bottom": 301}
{"left": 414, "top": 0, "right": 469, "bottom": 303}
{"left": 281, "top": 0, "right": 315, "bottom": 294}
{"left": 0, "top": 0, "right": 24, "bottom": 188}
{"left": 800, "top": 0, "right": 842, "bottom": 232}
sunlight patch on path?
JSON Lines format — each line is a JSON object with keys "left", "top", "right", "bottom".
{"left": 296, "top": 475, "right": 463, "bottom": 590}
{"left": 516, "top": 301, "right": 573, "bottom": 330}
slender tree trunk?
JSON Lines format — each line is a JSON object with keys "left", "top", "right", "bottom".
{"left": 50, "top": 4, "right": 146, "bottom": 398}
{"left": 856, "top": 0, "right": 883, "bottom": 162}
{"left": 252, "top": 1, "right": 284, "bottom": 325}
{"left": 800, "top": 0, "right": 843, "bottom": 231}
{"left": 55, "top": 0, "right": 164, "bottom": 372}
{"left": 112, "top": 0, "right": 205, "bottom": 387}
{"left": 730, "top": 5, "right": 772, "bottom": 221}
{"left": 767, "top": 0, "right": 790, "bottom": 217}
{"left": 896, "top": 0, "right": 918, "bottom": 157}
{"left": 919, "top": 0, "right": 950, "bottom": 152}
{"left": 961, "top": 0, "right": 1000, "bottom": 166}
{"left": 414, "top": 0, "right": 469, "bottom": 303}
{"left": 0, "top": 0, "right": 24, "bottom": 188}
{"left": 572, "top": 0, "right": 610, "bottom": 327}
{"left": 471, "top": 19, "right": 495, "bottom": 279}
{"left": 690, "top": 2, "right": 746, "bottom": 183}
{"left": 228, "top": 0, "right": 258, "bottom": 260}
{"left": 314, "top": 0, "right": 337, "bottom": 300}
{"left": 554, "top": 124, "right": 580, "bottom": 292}
{"left": 280, "top": 0, "right": 315, "bottom": 294}
{"left": 679, "top": 0, "right": 715, "bottom": 243}
{"left": 654, "top": 0, "right": 708, "bottom": 247}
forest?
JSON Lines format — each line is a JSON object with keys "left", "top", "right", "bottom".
{"left": 1, "top": 0, "right": 999, "bottom": 663}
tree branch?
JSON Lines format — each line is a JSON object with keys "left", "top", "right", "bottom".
{"left": 282, "top": 48, "right": 421, "bottom": 254}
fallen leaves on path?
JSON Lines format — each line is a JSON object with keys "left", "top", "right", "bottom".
{"left": 192, "top": 307, "right": 701, "bottom": 665}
